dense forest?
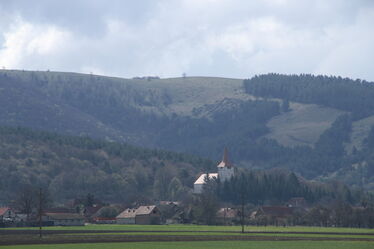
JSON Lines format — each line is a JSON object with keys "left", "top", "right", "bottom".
{"left": 244, "top": 73, "right": 374, "bottom": 119}
{"left": 1, "top": 126, "right": 368, "bottom": 208}
{"left": 0, "top": 126, "right": 213, "bottom": 204}
{"left": 0, "top": 70, "right": 281, "bottom": 160}
{"left": 217, "top": 170, "right": 359, "bottom": 205}
{"left": 1, "top": 70, "right": 374, "bottom": 191}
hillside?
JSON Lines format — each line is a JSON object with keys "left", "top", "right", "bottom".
{"left": 0, "top": 70, "right": 343, "bottom": 151}
{"left": 265, "top": 102, "right": 345, "bottom": 147}
{"left": 0, "top": 126, "right": 366, "bottom": 208}
{"left": 1, "top": 70, "right": 374, "bottom": 190}
{"left": 0, "top": 126, "right": 214, "bottom": 204}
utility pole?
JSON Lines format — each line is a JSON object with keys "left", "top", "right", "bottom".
{"left": 240, "top": 191, "right": 245, "bottom": 233}
{"left": 38, "top": 188, "right": 43, "bottom": 239}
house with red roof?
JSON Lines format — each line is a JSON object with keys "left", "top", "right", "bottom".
{"left": 0, "top": 207, "right": 16, "bottom": 224}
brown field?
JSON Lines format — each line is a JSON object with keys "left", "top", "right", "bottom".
{"left": 1, "top": 228, "right": 373, "bottom": 246}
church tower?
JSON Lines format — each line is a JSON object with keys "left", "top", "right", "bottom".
{"left": 217, "top": 147, "right": 235, "bottom": 182}
{"left": 193, "top": 147, "right": 235, "bottom": 194}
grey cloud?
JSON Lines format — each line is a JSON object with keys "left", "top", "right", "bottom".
{"left": 0, "top": 0, "right": 373, "bottom": 81}
{"left": 1, "top": 0, "right": 156, "bottom": 36}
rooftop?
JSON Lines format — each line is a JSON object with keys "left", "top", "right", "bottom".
{"left": 116, "top": 208, "right": 137, "bottom": 219}
{"left": 44, "top": 212, "right": 85, "bottom": 220}
{"left": 194, "top": 173, "right": 218, "bottom": 184}
{"left": 0, "top": 207, "right": 10, "bottom": 216}
{"left": 116, "top": 205, "right": 158, "bottom": 219}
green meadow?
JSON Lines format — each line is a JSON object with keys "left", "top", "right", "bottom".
{"left": 1, "top": 241, "right": 373, "bottom": 249}
{"left": 4, "top": 224, "right": 373, "bottom": 233}
{"left": 1, "top": 225, "right": 373, "bottom": 249}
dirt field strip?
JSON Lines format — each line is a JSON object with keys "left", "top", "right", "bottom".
{"left": 1, "top": 233, "right": 374, "bottom": 246}
{"left": 1, "top": 229, "right": 374, "bottom": 236}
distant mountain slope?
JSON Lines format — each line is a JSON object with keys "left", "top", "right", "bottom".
{"left": 0, "top": 70, "right": 280, "bottom": 157}
{"left": 0, "top": 70, "right": 344, "bottom": 149}
{"left": 346, "top": 115, "right": 374, "bottom": 153}
{"left": 265, "top": 102, "right": 345, "bottom": 147}
{"left": 1, "top": 70, "right": 374, "bottom": 190}
{"left": 133, "top": 76, "right": 248, "bottom": 116}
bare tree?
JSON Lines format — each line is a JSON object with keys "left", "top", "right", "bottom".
{"left": 15, "top": 186, "right": 37, "bottom": 220}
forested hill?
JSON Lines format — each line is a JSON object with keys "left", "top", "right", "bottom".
{"left": 0, "top": 70, "right": 279, "bottom": 160}
{"left": 243, "top": 74, "right": 374, "bottom": 191}
{"left": 244, "top": 74, "right": 374, "bottom": 119}
{"left": 1, "top": 70, "right": 374, "bottom": 191}
{"left": 0, "top": 126, "right": 366, "bottom": 206}
{"left": 0, "top": 126, "right": 214, "bottom": 204}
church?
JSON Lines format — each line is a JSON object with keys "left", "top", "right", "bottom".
{"left": 193, "top": 148, "right": 235, "bottom": 194}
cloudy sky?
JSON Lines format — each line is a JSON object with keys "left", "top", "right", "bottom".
{"left": 0, "top": 0, "right": 373, "bottom": 80}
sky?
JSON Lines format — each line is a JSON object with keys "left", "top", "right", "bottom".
{"left": 0, "top": 0, "right": 373, "bottom": 81}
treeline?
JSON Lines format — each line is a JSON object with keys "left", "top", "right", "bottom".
{"left": 244, "top": 73, "right": 374, "bottom": 119}
{"left": 1, "top": 126, "right": 368, "bottom": 208}
{"left": 0, "top": 126, "right": 214, "bottom": 204}
{"left": 0, "top": 126, "right": 212, "bottom": 166}
{"left": 217, "top": 170, "right": 358, "bottom": 205}
{"left": 300, "top": 203, "right": 374, "bottom": 228}
{"left": 193, "top": 170, "right": 373, "bottom": 227}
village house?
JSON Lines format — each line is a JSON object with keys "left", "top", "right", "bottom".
{"left": 83, "top": 205, "right": 103, "bottom": 223}
{"left": 43, "top": 212, "right": 85, "bottom": 226}
{"left": 116, "top": 205, "right": 161, "bottom": 225}
{"left": 116, "top": 208, "right": 137, "bottom": 224}
{"left": 251, "top": 206, "right": 294, "bottom": 226}
{"left": 216, "top": 207, "right": 239, "bottom": 225}
{"left": 194, "top": 148, "right": 235, "bottom": 194}
{"left": 0, "top": 207, "right": 16, "bottom": 224}
{"left": 135, "top": 205, "right": 161, "bottom": 225}
{"left": 157, "top": 201, "right": 182, "bottom": 224}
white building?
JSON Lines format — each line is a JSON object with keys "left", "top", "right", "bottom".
{"left": 193, "top": 148, "right": 235, "bottom": 194}
{"left": 193, "top": 173, "right": 218, "bottom": 194}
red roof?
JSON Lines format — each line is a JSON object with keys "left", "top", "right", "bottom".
{"left": 0, "top": 207, "right": 10, "bottom": 216}
{"left": 93, "top": 217, "right": 116, "bottom": 221}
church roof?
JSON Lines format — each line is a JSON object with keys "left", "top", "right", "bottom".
{"left": 217, "top": 147, "right": 233, "bottom": 168}
{"left": 194, "top": 173, "right": 218, "bottom": 184}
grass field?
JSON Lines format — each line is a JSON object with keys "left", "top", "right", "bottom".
{"left": 1, "top": 225, "right": 373, "bottom": 249}
{"left": 1, "top": 241, "right": 373, "bottom": 249}
{"left": 0, "top": 225, "right": 374, "bottom": 235}
{"left": 58, "top": 231, "right": 374, "bottom": 239}
{"left": 3, "top": 224, "right": 373, "bottom": 233}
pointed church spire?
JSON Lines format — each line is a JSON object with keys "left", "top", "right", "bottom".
{"left": 217, "top": 147, "right": 232, "bottom": 168}
{"left": 223, "top": 147, "right": 229, "bottom": 164}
